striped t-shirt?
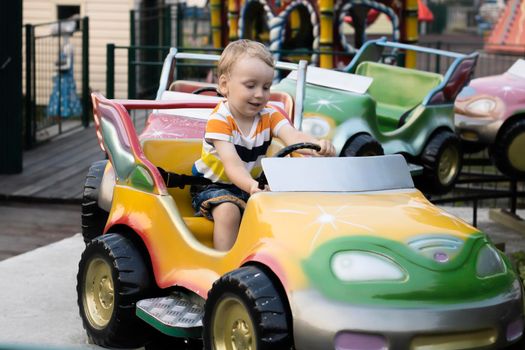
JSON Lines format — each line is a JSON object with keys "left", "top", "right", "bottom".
{"left": 192, "top": 101, "right": 290, "bottom": 184}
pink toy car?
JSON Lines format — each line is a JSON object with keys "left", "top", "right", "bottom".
{"left": 454, "top": 59, "right": 525, "bottom": 178}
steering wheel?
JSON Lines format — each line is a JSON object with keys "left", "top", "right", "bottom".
{"left": 258, "top": 142, "right": 321, "bottom": 189}
{"left": 192, "top": 86, "right": 223, "bottom": 97}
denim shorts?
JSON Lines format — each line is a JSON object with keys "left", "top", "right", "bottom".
{"left": 191, "top": 183, "right": 250, "bottom": 220}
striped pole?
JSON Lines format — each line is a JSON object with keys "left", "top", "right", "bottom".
{"left": 228, "top": 0, "right": 240, "bottom": 41}
{"left": 210, "top": 0, "right": 223, "bottom": 48}
{"left": 269, "top": 0, "right": 319, "bottom": 64}
{"left": 238, "top": 0, "right": 274, "bottom": 40}
{"left": 402, "top": 0, "right": 419, "bottom": 68}
{"left": 319, "top": 0, "right": 334, "bottom": 68}
{"left": 336, "top": 0, "right": 399, "bottom": 55}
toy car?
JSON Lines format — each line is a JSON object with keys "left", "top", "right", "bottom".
{"left": 157, "top": 39, "right": 478, "bottom": 194}
{"left": 274, "top": 38, "right": 478, "bottom": 194}
{"left": 77, "top": 89, "right": 524, "bottom": 349}
{"left": 454, "top": 58, "right": 525, "bottom": 179}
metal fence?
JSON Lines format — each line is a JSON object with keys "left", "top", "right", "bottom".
{"left": 106, "top": 46, "right": 362, "bottom": 99}
{"left": 417, "top": 40, "right": 524, "bottom": 78}
{"left": 23, "top": 17, "right": 90, "bottom": 149}
{"left": 129, "top": 4, "right": 211, "bottom": 98}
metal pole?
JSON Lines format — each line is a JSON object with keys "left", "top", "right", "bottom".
{"left": 473, "top": 199, "right": 478, "bottom": 227}
{"left": 510, "top": 179, "right": 517, "bottom": 215}
{"left": 435, "top": 41, "right": 441, "bottom": 74}
{"left": 129, "top": 10, "right": 136, "bottom": 99}
{"left": 0, "top": 0, "right": 23, "bottom": 173}
{"left": 176, "top": 2, "right": 184, "bottom": 48}
{"left": 106, "top": 43, "right": 115, "bottom": 98}
{"left": 293, "top": 60, "right": 308, "bottom": 130}
{"left": 128, "top": 48, "right": 136, "bottom": 99}
{"left": 58, "top": 21, "right": 62, "bottom": 134}
{"left": 82, "top": 16, "right": 90, "bottom": 127}
{"left": 25, "top": 24, "right": 34, "bottom": 149}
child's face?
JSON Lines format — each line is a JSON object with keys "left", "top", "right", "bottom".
{"left": 219, "top": 55, "right": 274, "bottom": 120}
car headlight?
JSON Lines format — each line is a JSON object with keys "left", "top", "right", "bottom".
{"left": 301, "top": 116, "right": 333, "bottom": 138}
{"left": 331, "top": 251, "right": 407, "bottom": 282}
{"left": 476, "top": 245, "right": 506, "bottom": 278}
{"left": 465, "top": 98, "right": 497, "bottom": 115}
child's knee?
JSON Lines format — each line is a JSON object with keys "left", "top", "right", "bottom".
{"left": 212, "top": 202, "right": 241, "bottom": 223}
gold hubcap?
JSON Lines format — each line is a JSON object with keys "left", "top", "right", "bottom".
{"left": 438, "top": 145, "right": 460, "bottom": 185}
{"left": 212, "top": 296, "right": 255, "bottom": 350}
{"left": 508, "top": 133, "right": 525, "bottom": 172}
{"left": 83, "top": 257, "right": 114, "bottom": 329}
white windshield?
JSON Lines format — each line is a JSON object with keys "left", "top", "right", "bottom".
{"left": 286, "top": 66, "right": 372, "bottom": 94}
{"left": 507, "top": 59, "right": 525, "bottom": 79}
{"left": 262, "top": 154, "right": 414, "bottom": 192}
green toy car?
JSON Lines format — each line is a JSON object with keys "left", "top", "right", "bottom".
{"left": 273, "top": 38, "right": 479, "bottom": 194}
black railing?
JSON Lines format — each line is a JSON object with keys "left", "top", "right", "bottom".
{"left": 106, "top": 45, "right": 362, "bottom": 99}
{"left": 418, "top": 40, "right": 525, "bottom": 78}
{"left": 429, "top": 150, "right": 525, "bottom": 226}
{"left": 23, "top": 17, "right": 90, "bottom": 148}
{"left": 129, "top": 4, "right": 211, "bottom": 98}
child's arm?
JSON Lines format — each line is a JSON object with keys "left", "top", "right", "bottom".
{"left": 214, "top": 140, "right": 262, "bottom": 195}
{"left": 277, "top": 124, "right": 336, "bottom": 156}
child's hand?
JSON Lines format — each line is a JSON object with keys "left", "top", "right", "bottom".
{"left": 249, "top": 181, "right": 268, "bottom": 195}
{"left": 315, "top": 139, "right": 336, "bottom": 157}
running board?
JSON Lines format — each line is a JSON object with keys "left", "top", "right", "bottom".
{"left": 136, "top": 291, "right": 204, "bottom": 338}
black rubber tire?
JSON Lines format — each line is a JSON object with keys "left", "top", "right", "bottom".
{"left": 77, "top": 233, "right": 152, "bottom": 348}
{"left": 491, "top": 119, "right": 525, "bottom": 179}
{"left": 81, "top": 160, "right": 109, "bottom": 244}
{"left": 418, "top": 131, "right": 462, "bottom": 195}
{"left": 203, "top": 266, "right": 293, "bottom": 350}
{"left": 342, "top": 133, "right": 384, "bottom": 157}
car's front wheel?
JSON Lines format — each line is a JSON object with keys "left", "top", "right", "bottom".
{"left": 77, "top": 233, "right": 152, "bottom": 348}
{"left": 419, "top": 130, "right": 462, "bottom": 194}
{"left": 203, "top": 266, "right": 292, "bottom": 350}
{"left": 81, "top": 160, "right": 109, "bottom": 244}
{"left": 491, "top": 119, "right": 525, "bottom": 179}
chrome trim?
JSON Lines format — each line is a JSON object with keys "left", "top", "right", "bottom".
{"left": 291, "top": 284, "right": 523, "bottom": 350}
{"left": 294, "top": 60, "right": 307, "bottom": 130}
{"left": 455, "top": 113, "right": 503, "bottom": 144}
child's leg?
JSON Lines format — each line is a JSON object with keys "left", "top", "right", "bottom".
{"left": 211, "top": 202, "right": 242, "bottom": 251}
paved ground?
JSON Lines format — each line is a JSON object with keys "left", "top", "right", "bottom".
{"left": 0, "top": 202, "right": 80, "bottom": 261}
{"left": 0, "top": 234, "right": 95, "bottom": 349}
{"left": 0, "top": 202, "right": 524, "bottom": 348}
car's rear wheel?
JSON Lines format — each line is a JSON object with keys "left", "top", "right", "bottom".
{"left": 342, "top": 133, "right": 384, "bottom": 157}
{"left": 492, "top": 119, "right": 525, "bottom": 179}
{"left": 418, "top": 130, "right": 462, "bottom": 194}
{"left": 203, "top": 266, "right": 292, "bottom": 350}
{"left": 77, "top": 233, "right": 152, "bottom": 348}
{"left": 81, "top": 160, "right": 109, "bottom": 244}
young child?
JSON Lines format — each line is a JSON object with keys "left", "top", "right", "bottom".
{"left": 191, "top": 39, "right": 335, "bottom": 251}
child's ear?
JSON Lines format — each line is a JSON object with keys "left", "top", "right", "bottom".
{"left": 218, "top": 74, "right": 228, "bottom": 96}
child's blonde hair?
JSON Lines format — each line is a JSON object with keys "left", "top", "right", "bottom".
{"left": 217, "top": 39, "right": 274, "bottom": 78}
